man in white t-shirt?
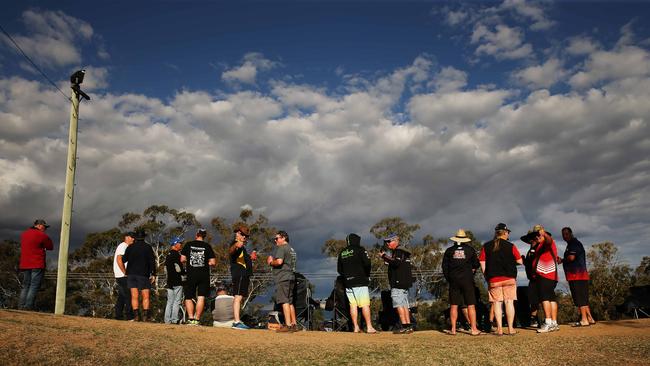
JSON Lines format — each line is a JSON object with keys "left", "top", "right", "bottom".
{"left": 114, "top": 232, "right": 135, "bottom": 320}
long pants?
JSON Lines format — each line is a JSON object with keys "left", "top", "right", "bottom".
{"left": 19, "top": 269, "right": 44, "bottom": 310}
{"left": 115, "top": 277, "right": 134, "bottom": 320}
{"left": 165, "top": 286, "right": 184, "bottom": 324}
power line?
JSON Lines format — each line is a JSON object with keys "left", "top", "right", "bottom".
{"left": 0, "top": 23, "right": 71, "bottom": 103}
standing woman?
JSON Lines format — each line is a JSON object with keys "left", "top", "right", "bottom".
{"left": 479, "top": 223, "right": 523, "bottom": 336}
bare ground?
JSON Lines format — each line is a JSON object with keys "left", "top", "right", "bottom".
{"left": 1, "top": 309, "right": 649, "bottom": 366}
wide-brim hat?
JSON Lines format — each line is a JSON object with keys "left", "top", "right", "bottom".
{"left": 234, "top": 224, "right": 250, "bottom": 237}
{"left": 520, "top": 230, "right": 536, "bottom": 244}
{"left": 531, "top": 224, "right": 552, "bottom": 237}
{"left": 450, "top": 229, "right": 471, "bottom": 243}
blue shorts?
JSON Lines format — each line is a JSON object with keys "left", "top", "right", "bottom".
{"left": 391, "top": 288, "right": 410, "bottom": 308}
{"left": 346, "top": 287, "right": 370, "bottom": 307}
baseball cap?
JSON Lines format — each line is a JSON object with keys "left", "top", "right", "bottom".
{"left": 234, "top": 225, "right": 250, "bottom": 237}
{"left": 383, "top": 233, "right": 398, "bottom": 242}
{"left": 33, "top": 219, "right": 50, "bottom": 228}
{"left": 494, "top": 223, "right": 511, "bottom": 232}
{"left": 170, "top": 236, "right": 183, "bottom": 246}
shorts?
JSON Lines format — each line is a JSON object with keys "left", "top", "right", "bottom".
{"left": 535, "top": 276, "right": 557, "bottom": 302}
{"left": 345, "top": 286, "right": 370, "bottom": 307}
{"left": 488, "top": 279, "right": 517, "bottom": 302}
{"left": 232, "top": 274, "right": 250, "bottom": 297}
{"left": 569, "top": 280, "right": 589, "bottom": 307}
{"left": 449, "top": 280, "right": 477, "bottom": 306}
{"left": 184, "top": 274, "right": 210, "bottom": 300}
{"left": 127, "top": 275, "right": 150, "bottom": 290}
{"left": 275, "top": 279, "right": 295, "bottom": 305}
{"left": 391, "top": 288, "right": 410, "bottom": 308}
{"left": 528, "top": 280, "right": 539, "bottom": 306}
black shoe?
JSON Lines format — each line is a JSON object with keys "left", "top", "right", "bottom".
{"left": 143, "top": 310, "right": 150, "bottom": 322}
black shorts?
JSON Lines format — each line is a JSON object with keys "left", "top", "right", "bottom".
{"left": 275, "top": 279, "right": 295, "bottom": 305}
{"left": 528, "top": 280, "right": 539, "bottom": 306}
{"left": 232, "top": 274, "right": 250, "bottom": 297}
{"left": 569, "top": 280, "right": 589, "bottom": 307}
{"left": 535, "top": 276, "right": 557, "bottom": 302}
{"left": 127, "top": 275, "right": 150, "bottom": 290}
{"left": 184, "top": 274, "right": 210, "bottom": 300}
{"left": 449, "top": 279, "right": 476, "bottom": 306}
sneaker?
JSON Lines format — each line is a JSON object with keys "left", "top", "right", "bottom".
{"left": 232, "top": 322, "right": 250, "bottom": 330}
{"left": 537, "top": 322, "right": 553, "bottom": 333}
{"left": 187, "top": 319, "right": 199, "bottom": 326}
{"left": 404, "top": 326, "right": 414, "bottom": 334}
{"left": 551, "top": 324, "right": 560, "bottom": 332}
{"left": 276, "top": 325, "right": 291, "bottom": 333}
{"left": 530, "top": 318, "right": 539, "bottom": 328}
{"left": 289, "top": 325, "right": 301, "bottom": 333}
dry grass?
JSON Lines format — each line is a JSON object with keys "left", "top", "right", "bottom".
{"left": 1, "top": 310, "right": 649, "bottom": 366}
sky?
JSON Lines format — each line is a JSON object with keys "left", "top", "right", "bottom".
{"left": 1, "top": 0, "right": 650, "bottom": 297}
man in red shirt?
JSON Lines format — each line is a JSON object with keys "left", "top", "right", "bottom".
{"left": 19, "top": 219, "right": 54, "bottom": 310}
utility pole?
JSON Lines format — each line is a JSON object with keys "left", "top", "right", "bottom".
{"left": 55, "top": 70, "right": 89, "bottom": 315}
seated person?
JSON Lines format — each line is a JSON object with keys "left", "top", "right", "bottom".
{"left": 212, "top": 286, "right": 235, "bottom": 328}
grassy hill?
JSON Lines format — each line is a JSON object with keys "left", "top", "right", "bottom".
{"left": 1, "top": 309, "right": 649, "bottom": 365}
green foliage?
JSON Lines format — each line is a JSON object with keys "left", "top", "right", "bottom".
{"left": 0, "top": 240, "right": 21, "bottom": 308}
{"left": 369, "top": 217, "right": 420, "bottom": 244}
{"left": 633, "top": 256, "right": 650, "bottom": 286}
{"left": 587, "top": 242, "right": 633, "bottom": 320}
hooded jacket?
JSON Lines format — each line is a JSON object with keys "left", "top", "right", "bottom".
{"left": 337, "top": 233, "right": 371, "bottom": 288}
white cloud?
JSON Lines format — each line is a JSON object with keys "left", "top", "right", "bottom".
{"left": 471, "top": 24, "right": 533, "bottom": 60}
{"left": 512, "top": 58, "right": 566, "bottom": 89}
{"left": 566, "top": 36, "right": 600, "bottom": 55}
{"left": 500, "top": 0, "right": 555, "bottom": 31}
{"left": 222, "top": 52, "right": 279, "bottom": 85}
{"left": 430, "top": 66, "right": 468, "bottom": 93}
{"left": 569, "top": 46, "right": 650, "bottom": 89}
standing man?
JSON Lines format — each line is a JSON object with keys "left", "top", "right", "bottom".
{"left": 180, "top": 228, "right": 216, "bottom": 326}
{"left": 380, "top": 233, "right": 415, "bottom": 334}
{"left": 164, "top": 236, "right": 185, "bottom": 324}
{"left": 561, "top": 227, "right": 595, "bottom": 326}
{"left": 267, "top": 230, "right": 297, "bottom": 332}
{"left": 442, "top": 229, "right": 481, "bottom": 336}
{"left": 18, "top": 219, "right": 54, "bottom": 310}
{"left": 123, "top": 230, "right": 156, "bottom": 321}
{"left": 479, "top": 223, "right": 523, "bottom": 336}
{"left": 521, "top": 230, "right": 540, "bottom": 328}
{"left": 229, "top": 225, "right": 256, "bottom": 330}
{"left": 529, "top": 224, "right": 560, "bottom": 333}
{"left": 337, "top": 233, "right": 378, "bottom": 334}
{"left": 113, "top": 232, "right": 135, "bottom": 320}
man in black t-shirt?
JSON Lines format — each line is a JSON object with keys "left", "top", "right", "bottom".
{"left": 180, "top": 228, "right": 216, "bottom": 325}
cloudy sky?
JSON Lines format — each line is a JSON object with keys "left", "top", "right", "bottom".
{"left": 1, "top": 1, "right": 649, "bottom": 295}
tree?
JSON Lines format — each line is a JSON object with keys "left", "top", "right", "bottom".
{"left": 0, "top": 240, "right": 21, "bottom": 308}
{"left": 587, "top": 242, "right": 633, "bottom": 320}
{"left": 633, "top": 256, "right": 650, "bottom": 287}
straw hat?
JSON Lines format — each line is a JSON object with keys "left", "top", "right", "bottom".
{"left": 450, "top": 229, "right": 471, "bottom": 243}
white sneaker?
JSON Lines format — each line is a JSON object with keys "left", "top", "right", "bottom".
{"left": 537, "top": 322, "right": 553, "bottom": 333}
{"left": 551, "top": 324, "right": 560, "bottom": 332}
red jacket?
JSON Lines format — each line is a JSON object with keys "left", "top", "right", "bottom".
{"left": 19, "top": 227, "right": 54, "bottom": 269}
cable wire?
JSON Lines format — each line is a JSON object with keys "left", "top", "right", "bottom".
{"left": 0, "top": 23, "right": 71, "bottom": 102}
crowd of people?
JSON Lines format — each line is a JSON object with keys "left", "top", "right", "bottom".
{"left": 17, "top": 217, "right": 595, "bottom": 335}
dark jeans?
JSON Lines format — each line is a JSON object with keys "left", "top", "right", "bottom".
{"left": 19, "top": 268, "right": 44, "bottom": 310}
{"left": 115, "top": 277, "right": 134, "bottom": 320}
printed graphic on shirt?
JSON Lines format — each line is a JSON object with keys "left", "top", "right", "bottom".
{"left": 189, "top": 247, "right": 206, "bottom": 267}
{"left": 453, "top": 249, "right": 466, "bottom": 260}
{"left": 536, "top": 258, "right": 556, "bottom": 274}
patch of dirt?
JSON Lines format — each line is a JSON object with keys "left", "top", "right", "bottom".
{"left": 1, "top": 310, "right": 649, "bottom": 365}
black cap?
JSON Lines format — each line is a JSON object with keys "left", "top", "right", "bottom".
{"left": 33, "top": 219, "right": 50, "bottom": 228}
{"left": 494, "top": 223, "right": 511, "bottom": 232}
{"left": 133, "top": 230, "right": 146, "bottom": 240}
